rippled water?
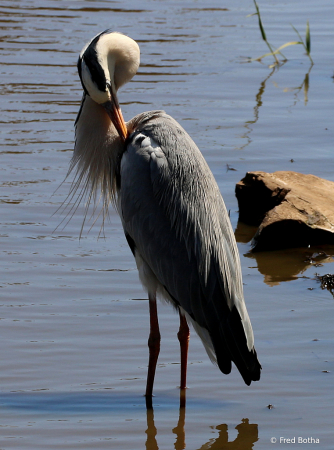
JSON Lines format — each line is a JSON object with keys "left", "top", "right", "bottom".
{"left": 1, "top": 0, "right": 333, "bottom": 448}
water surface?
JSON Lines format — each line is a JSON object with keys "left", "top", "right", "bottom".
{"left": 1, "top": 0, "right": 333, "bottom": 448}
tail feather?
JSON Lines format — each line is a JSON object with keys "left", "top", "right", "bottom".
{"left": 213, "top": 305, "right": 261, "bottom": 385}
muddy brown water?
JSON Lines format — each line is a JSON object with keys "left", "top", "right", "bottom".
{"left": 1, "top": 0, "right": 333, "bottom": 448}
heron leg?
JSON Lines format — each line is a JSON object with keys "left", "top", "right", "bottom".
{"left": 145, "top": 293, "right": 161, "bottom": 404}
{"left": 177, "top": 310, "right": 190, "bottom": 390}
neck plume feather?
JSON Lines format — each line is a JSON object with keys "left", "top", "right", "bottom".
{"left": 66, "top": 95, "right": 124, "bottom": 233}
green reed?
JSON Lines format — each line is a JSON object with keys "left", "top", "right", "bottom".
{"left": 251, "top": 0, "right": 313, "bottom": 66}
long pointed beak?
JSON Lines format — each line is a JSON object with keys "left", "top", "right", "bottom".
{"left": 103, "top": 87, "right": 128, "bottom": 141}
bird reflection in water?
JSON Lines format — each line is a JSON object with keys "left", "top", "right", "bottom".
{"left": 145, "top": 407, "right": 259, "bottom": 450}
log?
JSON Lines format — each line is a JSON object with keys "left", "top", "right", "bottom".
{"left": 235, "top": 171, "right": 334, "bottom": 251}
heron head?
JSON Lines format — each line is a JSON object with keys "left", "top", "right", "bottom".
{"left": 77, "top": 30, "right": 140, "bottom": 139}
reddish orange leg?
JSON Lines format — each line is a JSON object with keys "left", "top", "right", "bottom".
{"left": 178, "top": 310, "right": 189, "bottom": 408}
{"left": 145, "top": 293, "right": 161, "bottom": 408}
{"left": 177, "top": 310, "right": 190, "bottom": 390}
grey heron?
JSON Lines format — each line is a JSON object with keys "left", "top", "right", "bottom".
{"left": 68, "top": 30, "right": 261, "bottom": 404}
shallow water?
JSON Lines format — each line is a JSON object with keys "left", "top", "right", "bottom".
{"left": 1, "top": 0, "right": 333, "bottom": 448}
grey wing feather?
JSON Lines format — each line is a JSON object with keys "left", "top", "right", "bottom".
{"left": 120, "top": 111, "right": 261, "bottom": 384}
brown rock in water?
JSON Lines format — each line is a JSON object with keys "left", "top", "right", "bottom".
{"left": 236, "top": 171, "right": 334, "bottom": 251}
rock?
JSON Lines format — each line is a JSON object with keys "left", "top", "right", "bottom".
{"left": 235, "top": 171, "right": 334, "bottom": 251}
{"left": 316, "top": 273, "right": 334, "bottom": 296}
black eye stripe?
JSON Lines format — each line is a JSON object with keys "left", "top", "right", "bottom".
{"left": 78, "top": 29, "right": 113, "bottom": 93}
{"left": 83, "top": 47, "right": 107, "bottom": 92}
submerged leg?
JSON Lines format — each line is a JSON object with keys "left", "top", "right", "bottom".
{"left": 177, "top": 310, "right": 190, "bottom": 390}
{"left": 145, "top": 407, "right": 158, "bottom": 449}
{"left": 145, "top": 293, "right": 161, "bottom": 406}
{"left": 172, "top": 403, "right": 186, "bottom": 447}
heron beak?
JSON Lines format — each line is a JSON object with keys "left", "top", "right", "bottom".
{"left": 103, "top": 87, "right": 128, "bottom": 141}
